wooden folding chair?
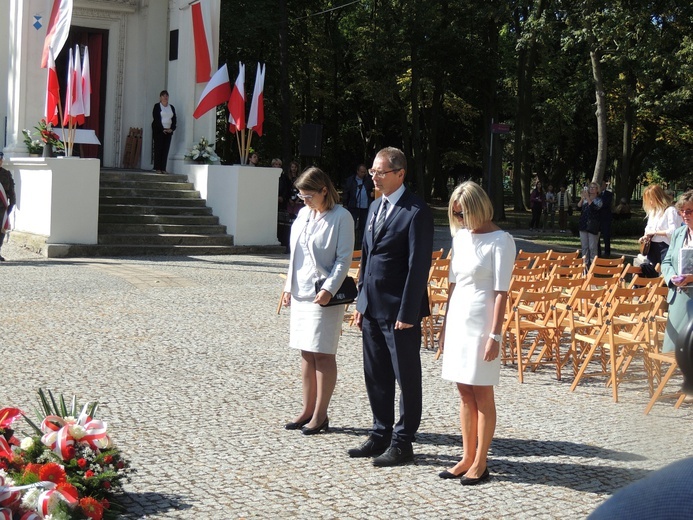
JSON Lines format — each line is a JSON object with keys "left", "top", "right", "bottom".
{"left": 585, "top": 263, "right": 624, "bottom": 280}
{"left": 511, "top": 266, "right": 547, "bottom": 281}
{"left": 548, "top": 265, "right": 584, "bottom": 279}
{"left": 506, "top": 289, "right": 563, "bottom": 382}
{"left": 644, "top": 352, "right": 687, "bottom": 414}
{"left": 501, "top": 278, "right": 551, "bottom": 364}
{"left": 423, "top": 258, "right": 450, "bottom": 350}
{"left": 570, "top": 300, "right": 655, "bottom": 402}
{"left": 592, "top": 256, "right": 626, "bottom": 268}
{"left": 515, "top": 249, "right": 548, "bottom": 268}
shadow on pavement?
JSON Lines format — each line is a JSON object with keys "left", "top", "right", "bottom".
{"left": 118, "top": 492, "right": 193, "bottom": 518}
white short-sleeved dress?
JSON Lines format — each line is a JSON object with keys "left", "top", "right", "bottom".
{"left": 441, "top": 229, "right": 516, "bottom": 385}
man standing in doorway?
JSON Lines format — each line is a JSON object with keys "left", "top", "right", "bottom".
{"left": 348, "top": 147, "right": 434, "bottom": 467}
{"left": 342, "top": 163, "right": 375, "bottom": 247}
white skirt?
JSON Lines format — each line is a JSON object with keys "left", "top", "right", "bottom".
{"left": 289, "top": 298, "right": 345, "bottom": 354}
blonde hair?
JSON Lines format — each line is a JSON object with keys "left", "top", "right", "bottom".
{"left": 448, "top": 181, "right": 494, "bottom": 235}
{"left": 295, "top": 167, "right": 340, "bottom": 210}
{"left": 643, "top": 184, "right": 673, "bottom": 218}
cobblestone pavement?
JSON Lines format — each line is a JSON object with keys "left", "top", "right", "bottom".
{"left": 1, "top": 231, "right": 691, "bottom": 519}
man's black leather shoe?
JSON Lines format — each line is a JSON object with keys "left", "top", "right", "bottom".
{"left": 347, "top": 438, "right": 388, "bottom": 458}
{"left": 372, "top": 445, "right": 414, "bottom": 467}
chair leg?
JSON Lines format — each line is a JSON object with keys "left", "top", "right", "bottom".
{"left": 644, "top": 363, "right": 678, "bottom": 415}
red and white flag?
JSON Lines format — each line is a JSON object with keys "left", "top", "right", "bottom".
{"left": 193, "top": 63, "right": 231, "bottom": 119}
{"left": 45, "top": 46, "right": 60, "bottom": 125}
{"left": 70, "top": 45, "right": 85, "bottom": 125}
{"left": 41, "top": 0, "right": 73, "bottom": 68}
{"left": 247, "top": 63, "right": 265, "bottom": 137}
{"left": 62, "top": 47, "right": 74, "bottom": 125}
{"left": 81, "top": 46, "right": 91, "bottom": 117}
{"left": 228, "top": 62, "right": 245, "bottom": 133}
{"left": 191, "top": 0, "right": 213, "bottom": 83}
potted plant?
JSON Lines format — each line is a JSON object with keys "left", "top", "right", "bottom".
{"left": 22, "top": 129, "right": 44, "bottom": 155}
{"left": 36, "top": 119, "right": 66, "bottom": 157}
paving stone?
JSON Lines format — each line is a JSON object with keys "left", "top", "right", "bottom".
{"left": 0, "top": 232, "right": 691, "bottom": 519}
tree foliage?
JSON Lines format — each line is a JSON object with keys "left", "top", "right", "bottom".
{"left": 217, "top": 0, "right": 693, "bottom": 205}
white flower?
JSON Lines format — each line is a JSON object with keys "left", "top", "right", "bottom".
{"left": 22, "top": 487, "right": 40, "bottom": 509}
{"left": 64, "top": 416, "right": 77, "bottom": 424}
{"left": 69, "top": 424, "right": 87, "bottom": 440}
{"left": 20, "top": 437, "right": 35, "bottom": 450}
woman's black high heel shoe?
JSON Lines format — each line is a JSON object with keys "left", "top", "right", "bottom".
{"left": 301, "top": 417, "right": 329, "bottom": 435}
{"left": 284, "top": 418, "right": 310, "bottom": 430}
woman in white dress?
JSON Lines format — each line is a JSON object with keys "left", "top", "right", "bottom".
{"left": 282, "top": 167, "right": 354, "bottom": 435}
{"left": 438, "top": 181, "right": 515, "bottom": 485}
{"left": 639, "top": 184, "right": 682, "bottom": 266}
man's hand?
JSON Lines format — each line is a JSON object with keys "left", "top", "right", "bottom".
{"left": 395, "top": 321, "right": 413, "bottom": 330}
{"left": 354, "top": 311, "right": 363, "bottom": 330}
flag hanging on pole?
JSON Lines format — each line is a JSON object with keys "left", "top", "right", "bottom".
{"left": 191, "top": 0, "right": 213, "bottom": 83}
{"left": 71, "top": 45, "right": 85, "bottom": 125}
{"left": 45, "top": 46, "right": 60, "bottom": 125}
{"left": 41, "top": 0, "right": 73, "bottom": 68}
{"left": 81, "top": 46, "right": 91, "bottom": 118}
{"left": 193, "top": 64, "right": 231, "bottom": 119}
{"left": 228, "top": 62, "right": 245, "bottom": 133}
{"left": 247, "top": 63, "right": 265, "bottom": 137}
{"left": 62, "top": 47, "right": 74, "bottom": 126}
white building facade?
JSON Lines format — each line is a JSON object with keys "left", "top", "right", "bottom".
{"left": 1, "top": 0, "right": 221, "bottom": 170}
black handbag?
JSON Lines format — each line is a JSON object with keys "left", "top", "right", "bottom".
{"left": 586, "top": 218, "right": 600, "bottom": 235}
{"left": 315, "top": 276, "right": 358, "bottom": 307}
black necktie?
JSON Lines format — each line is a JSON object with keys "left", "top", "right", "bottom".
{"left": 374, "top": 199, "right": 389, "bottom": 237}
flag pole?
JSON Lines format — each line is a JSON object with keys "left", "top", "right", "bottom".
{"left": 235, "top": 131, "right": 242, "bottom": 164}
{"left": 246, "top": 130, "right": 254, "bottom": 164}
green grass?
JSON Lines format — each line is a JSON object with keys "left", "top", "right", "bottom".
{"left": 431, "top": 204, "right": 643, "bottom": 257}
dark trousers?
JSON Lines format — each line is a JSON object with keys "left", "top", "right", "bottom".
{"left": 598, "top": 218, "right": 612, "bottom": 257}
{"left": 530, "top": 205, "right": 542, "bottom": 229}
{"left": 647, "top": 241, "right": 669, "bottom": 267}
{"left": 558, "top": 208, "right": 568, "bottom": 230}
{"left": 362, "top": 313, "right": 422, "bottom": 447}
{"left": 349, "top": 208, "right": 369, "bottom": 248}
{"left": 153, "top": 131, "right": 172, "bottom": 171}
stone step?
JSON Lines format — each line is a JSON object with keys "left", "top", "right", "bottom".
{"left": 98, "top": 205, "right": 213, "bottom": 216}
{"left": 100, "top": 180, "right": 196, "bottom": 190}
{"left": 100, "top": 187, "right": 201, "bottom": 198}
{"left": 100, "top": 196, "right": 209, "bottom": 207}
{"left": 100, "top": 170, "right": 189, "bottom": 183}
{"left": 99, "top": 213, "right": 218, "bottom": 224}
{"left": 98, "top": 233, "right": 235, "bottom": 246}
{"left": 98, "top": 223, "right": 227, "bottom": 234}
{"left": 61, "top": 243, "right": 284, "bottom": 257}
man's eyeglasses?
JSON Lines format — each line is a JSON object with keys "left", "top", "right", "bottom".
{"left": 368, "top": 168, "right": 400, "bottom": 178}
{"left": 681, "top": 209, "right": 693, "bottom": 215}
{"left": 453, "top": 210, "right": 464, "bottom": 219}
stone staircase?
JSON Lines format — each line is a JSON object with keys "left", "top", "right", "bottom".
{"left": 82, "top": 168, "right": 238, "bottom": 256}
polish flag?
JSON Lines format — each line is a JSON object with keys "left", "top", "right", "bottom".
{"left": 71, "top": 45, "right": 85, "bottom": 125}
{"left": 45, "top": 46, "right": 60, "bottom": 125}
{"left": 41, "top": 0, "right": 73, "bottom": 68}
{"left": 191, "top": 0, "right": 213, "bottom": 83}
{"left": 62, "top": 48, "right": 74, "bottom": 125}
{"left": 81, "top": 46, "right": 91, "bottom": 117}
{"left": 193, "top": 64, "right": 231, "bottom": 119}
{"left": 247, "top": 63, "right": 265, "bottom": 136}
{"left": 228, "top": 62, "right": 245, "bottom": 133}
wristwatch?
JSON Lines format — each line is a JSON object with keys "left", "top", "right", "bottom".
{"left": 489, "top": 333, "right": 502, "bottom": 343}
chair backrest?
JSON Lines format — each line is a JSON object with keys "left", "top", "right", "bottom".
{"left": 549, "top": 250, "right": 581, "bottom": 261}
{"left": 585, "top": 264, "right": 624, "bottom": 279}
{"left": 431, "top": 248, "right": 445, "bottom": 261}
{"left": 562, "top": 286, "right": 610, "bottom": 327}
{"left": 428, "top": 258, "right": 450, "bottom": 287}
{"left": 512, "top": 266, "right": 547, "bottom": 281}
{"left": 593, "top": 256, "right": 626, "bottom": 267}
{"left": 549, "top": 265, "right": 584, "bottom": 279}
{"left": 515, "top": 249, "right": 548, "bottom": 268}
{"left": 582, "top": 273, "right": 621, "bottom": 292}
{"left": 606, "top": 286, "right": 651, "bottom": 306}
{"left": 513, "top": 258, "right": 533, "bottom": 270}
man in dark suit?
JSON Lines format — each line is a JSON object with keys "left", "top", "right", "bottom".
{"left": 348, "top": 147, "right": 434, "bottom": 467}
{"left": 342, "top": 164, "right": 375, "bottom": 247}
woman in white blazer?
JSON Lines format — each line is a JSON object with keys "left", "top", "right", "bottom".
{"left": 282, "top": 167, "right": 354, "bottom": 435}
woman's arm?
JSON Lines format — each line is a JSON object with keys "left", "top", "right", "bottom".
{"left": 484, "top": 291, "right": 508, "bottom": 362}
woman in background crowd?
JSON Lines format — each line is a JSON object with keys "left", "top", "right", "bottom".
{"left": 529, "top": 181, "right": 544, "bottom": 231}
{"left": 640, "top": 184, "right": 682, "bottom": 266}
{"left": 577, "top": 182, "right": 602, "bottom": 270}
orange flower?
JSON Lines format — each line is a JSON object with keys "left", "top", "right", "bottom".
{"left": 38, "top": 462, "right": 67, "bottom": 484}
{"left": 79, "top": 497, "right": 104, "bottom": 520}
{"left": 24, "top": 462, "right": 43, "bottom": 476}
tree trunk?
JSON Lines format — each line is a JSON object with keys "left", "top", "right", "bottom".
{"left": 410, "top": 40, "right": 426, "bottom": 199}
{"left": 589, "top": 45, "right": 607, "bottom": 184}
{"left": 279, "top": 0, "right": 291, "bottom": 163}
